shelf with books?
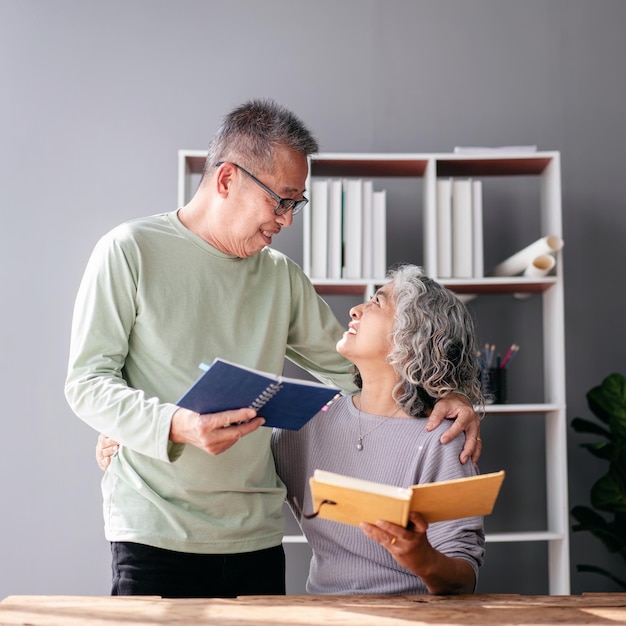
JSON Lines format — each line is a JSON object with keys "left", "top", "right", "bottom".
{"left": 304, "top": 153, "right": 428, "bottom": 282}
{"left": 303, "top": 150, "right": 568, "bottom": 595}
{"left": 427, "top": 152, "right": 563, "bottom": 281}
{"left": 177, "top": 148, "right": 568, "bottom": 595}
{"left": 304, "top": 152, "right": 563, "bottom": 285}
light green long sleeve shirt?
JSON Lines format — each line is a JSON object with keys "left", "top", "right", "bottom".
{"left": 65, "top": 211, "right": 355, "bottom": 554}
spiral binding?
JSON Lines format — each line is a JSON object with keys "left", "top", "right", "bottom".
{"left": 250, "top": 381, "right": 283, "bottom": 410}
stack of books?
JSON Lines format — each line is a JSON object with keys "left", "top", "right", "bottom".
{"left": 309, "top": 178, "right": 387, "bottom": 281}
{"left": 436, "top": 178, "right": 483, "bottom": 279}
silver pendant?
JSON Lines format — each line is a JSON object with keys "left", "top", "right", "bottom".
{"left": 357, "top": 437, "right": 364, "bottom": 451}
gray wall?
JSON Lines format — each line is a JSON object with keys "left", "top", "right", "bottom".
{"left": 1, "top": 0, "right": 624, "bottom": 597}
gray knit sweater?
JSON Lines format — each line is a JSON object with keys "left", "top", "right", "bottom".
{"left": 271, "top": 395, "right": 485, "bottom": 594}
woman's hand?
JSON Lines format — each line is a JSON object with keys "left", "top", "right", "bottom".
{"left": 360, "top": 511, "right": 476, "bottom": 594}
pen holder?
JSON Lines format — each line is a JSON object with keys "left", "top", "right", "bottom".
{"left": 482, "top": 367, "right": 507, "bottom": 404}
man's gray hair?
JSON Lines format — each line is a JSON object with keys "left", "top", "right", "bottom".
{"left": 203, "top": 98, "right": 319, "bottom": 179}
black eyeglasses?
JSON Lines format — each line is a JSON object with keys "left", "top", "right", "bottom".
{"left": 215, "top": 161, "right": 309, "bottom": 216}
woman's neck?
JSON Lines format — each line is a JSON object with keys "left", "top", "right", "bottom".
{"left": 355, "top": 370, "right": 410, "bottom": 418}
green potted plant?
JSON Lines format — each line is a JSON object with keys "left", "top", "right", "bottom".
{"left": 570, "top": 373, "right": 626, "bottom": 590}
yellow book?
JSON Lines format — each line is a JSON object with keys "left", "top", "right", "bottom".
{"left": 309, "top": 469, "right": 505, "bottom": 527}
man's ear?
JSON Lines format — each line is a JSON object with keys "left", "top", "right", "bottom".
{"left": 215, "top": 162, "right": 235, "bottom": 199}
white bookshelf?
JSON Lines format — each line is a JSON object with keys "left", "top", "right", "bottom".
{"left": 177, "top": 149, "right": 569, "bottom": 595}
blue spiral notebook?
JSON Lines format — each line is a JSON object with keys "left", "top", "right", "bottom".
{"left": 177, "top": 358, "right": 341, "bottom": 430}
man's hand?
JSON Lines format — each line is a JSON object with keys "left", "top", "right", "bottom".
{"left": 95, "top": 407, "right": 265, "bottom": 471}
{"left": 426, "top": 393, "right": 482, "bottom": 465}
{"left": 169, "top": 407, "right": 265, "bottom": 456}
{"left": 96, "top": 434, "right": 119, "bottom": 471}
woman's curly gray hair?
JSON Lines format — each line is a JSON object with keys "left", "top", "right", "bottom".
{"left": 390, "top": 265, "right": 483, "bottom": 415}
{"left": 355, "top": 265, "right": 483, "bottom": 417}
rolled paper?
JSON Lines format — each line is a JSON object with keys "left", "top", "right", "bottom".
{"left": 514, "top": 254, "right": 557, "bottom": 299}
{"left": 490, "top": 235, "right": 563, "bottom": 277}
{"left": 523, "top": 254, "right": 556, "bottom": 277}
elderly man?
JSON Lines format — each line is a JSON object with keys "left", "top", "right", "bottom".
{"left": 66, "top": 98, "right": 481, "bottom": 599}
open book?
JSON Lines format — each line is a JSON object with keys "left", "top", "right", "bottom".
{"left": 177, "top": 358, "right": 341, "bottom": 430}
{"left": 309, "top": 469, "right": 505, "bottom": 527}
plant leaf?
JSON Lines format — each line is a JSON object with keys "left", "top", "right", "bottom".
{"left": 587, "top": 374, "right": 626, "bottom": 435}
{"left": 576, "top": 564, "right": 626, "bottom": 590}
{"left": 571, "top": 505, "right": 625, "bottom": 553}
{"left": 571, "top": 417, "right": 611, "bottom": 439}
{"left": 591, "top": 470, "right": 626, "bottom": 514}
{"left": 571, "top": 373, "right": 626, "bottom": 585}
{"left": 580, "top": 441, "right": 612, "bottom": 461}
{"left": 571, "top": 505, "right": 609, "bottom": 530}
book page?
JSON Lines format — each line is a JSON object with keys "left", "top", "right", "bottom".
{"left": 313, "top": 470, "right": 413, "bottom": 498}
{"left": 310, "top": 471, "right": 412, "bottom": 527}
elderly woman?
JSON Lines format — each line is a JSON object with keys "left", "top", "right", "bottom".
{"left": 272, "top": 265, "right": 485, "bottom": 595}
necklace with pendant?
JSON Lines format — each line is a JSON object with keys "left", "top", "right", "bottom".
{"left": 356, "top": 398, "right": 402, "bottom": 451}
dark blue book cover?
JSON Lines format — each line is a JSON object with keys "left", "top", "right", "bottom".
{"left": 177, "top": 358, "right": 341, "bottom": 430}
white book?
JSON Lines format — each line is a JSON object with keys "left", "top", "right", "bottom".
{"left": 451, "top": 179, "right": 473, "bottom": 278}
{"left": 310, "top": 179, "right": 329, "bottom": 279}
{"left": 327, "top": 179, "right": 343, "bottom": 280}
{"left": 361, "top": 180, "right": 374, "bottom": 279}
{"left": 472, "top": 180, "right": 484, "bottom": 278}
{"left": 342, "top": 179, "right": 363, "bottom": 279}
{"left": 372, "top": 189, "right": 387, "bottom": 280}
{"left": 436, "top": 178, "right": 453, "bottom": 278}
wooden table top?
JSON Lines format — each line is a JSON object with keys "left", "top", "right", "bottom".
{"left": 1, "top": 593, "right": 625, "bottom": 625}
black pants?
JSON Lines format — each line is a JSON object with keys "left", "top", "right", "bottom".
{"left": 111, "top": 541, "right": 286, "bottom": 598}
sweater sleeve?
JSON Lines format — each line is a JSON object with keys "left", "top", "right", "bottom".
{"left": 417, "top": 426, "right": 486, "bottom": 581}
{"left": 64, "top": 230, "right": 181, "bottom": 463}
